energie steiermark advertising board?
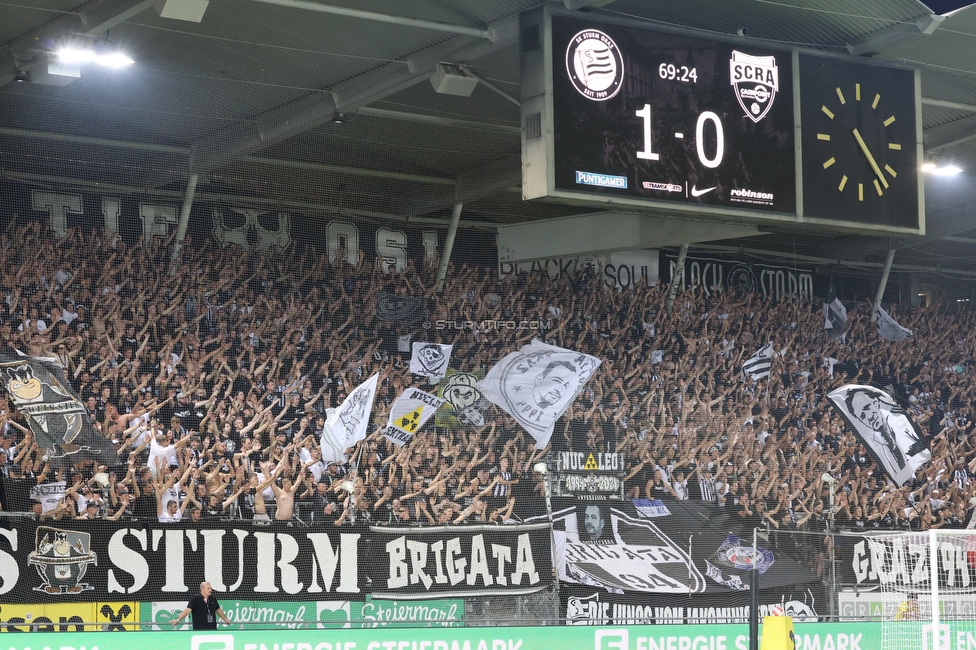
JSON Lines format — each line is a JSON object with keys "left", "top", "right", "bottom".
{"left": 0, "top": 622, "right": 957, "bottom": 650}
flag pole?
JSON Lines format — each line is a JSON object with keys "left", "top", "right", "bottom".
{"left": 871, "top": 249, "right": 896, "bottom": 323}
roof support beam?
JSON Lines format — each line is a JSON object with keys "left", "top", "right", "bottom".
{"left": 924, "top": 114, "right": 976, "bottom": 150}
{"left": 248, "top": 0, "right": 493, "bottom": 40}
{"left": 80, "top": 0, "right": 154, "bottom": 36}
{"left": 846, "top": 13, "right": 943, "bottom": 56}
{"left": 827, "top": 200, "right": 976, "bottom": 260}
{"left": 183, "top": 14, "right": 518, "bottom": 180}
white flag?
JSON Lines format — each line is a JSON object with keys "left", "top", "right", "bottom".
{"left": 479, "top": 339, "right": 601, "bottom": 448}
{"left": 410, "top": 342, "right": 453, "bottom": 379}
{"left": 384, "top": 388, "right": 446, "bottom": 446}
{"left": 827, "top": 384, "right": 930, "bottom": 487}
{"left": 321, "top": 373, "right": 379, "bottom": 462}
{"left": 741, "top": 342, "right": 773, "bottom": 380}
{"left": 877, "top": 305, "right": 913, "bottom": 342}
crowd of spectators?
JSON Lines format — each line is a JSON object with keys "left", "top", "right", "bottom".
{"left": 0, "top": 220, "right": 974, "bottom": 543}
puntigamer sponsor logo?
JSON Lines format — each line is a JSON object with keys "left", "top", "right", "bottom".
{"left": 576, "top": 172, "right": 628, "bottom": 189}
{"left": 730, "top": 188, "right": 774, "bottom": 206}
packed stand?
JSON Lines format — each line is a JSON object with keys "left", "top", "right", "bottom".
{"left": 0, "top": 221, "right": 973, "bottom": 536}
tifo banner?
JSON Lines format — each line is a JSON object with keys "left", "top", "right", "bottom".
{"left": 0, "top": 520, "right": 363, "bottom": 602}
{"left": 4, "top": 183, "right": 496, "bottom": 267}
{"left": 661, "top": 253, "right": 823, "bottom": 301}
{"left": 498, "top": 250, "right": 659, "bottom": 290}
{"left": 140, "top": 598, "right": 463, "bottom": 630}
{"left": 550, "top": 498, "right": 820, "bottom": 596}
{"left": 837, "top": 534, "right": 976, "bottom": 588}
{"left": 0, "top": 520, "right": 552, "bottom": 603}
{"left": 0, "top": 622, "right": 925, "bottom": 650}
{"left": 563, "top": 587, "right": 820, "bottom": 625}
{"left": 369, "top": 522, "right": 552, "bottom": 599}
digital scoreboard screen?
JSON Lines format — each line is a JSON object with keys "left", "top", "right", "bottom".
{"left": 549, "top": 14, "right": 796, "bottom": 214}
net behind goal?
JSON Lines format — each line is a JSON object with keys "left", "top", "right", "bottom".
{"left": 872, "top": 530, "right": 976, "bottom": 650}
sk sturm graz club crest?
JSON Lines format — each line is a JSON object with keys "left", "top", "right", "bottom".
{"left": 28, "top": 527, "right": 97, "bottom": 594}
{"left": 565, "top": 29, "right": 624, "bottom": 101}
{"left": 730, "top": 50, "right": 779, "bottom": 123}
{"left": 0, "top": 348, "right": 118, "bottom": 466}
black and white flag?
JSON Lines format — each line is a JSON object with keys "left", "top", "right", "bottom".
{"left": 479, "top": 339, "right": 601, "bottom": 448}
{"left": 741, "top": 342, "right": 773, "bottom": 380}
{"left": 823, "top": 286, "right": 847, "bottom": 342}
{"left": 409, "top": 342, "right": 452, "bottom": 379}
{"left": 827, "top": 384, "right": 930, "bottom": 486}
{"left": 321, "top": 373, "right": 378, "bottom": 462}
{"left": 877, "top": 305, "right": 913, "bottom": 342}
{"left": 0, "top": 347, "right": 119, "bottom": 467}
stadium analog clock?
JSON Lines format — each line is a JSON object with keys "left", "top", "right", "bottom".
{"left": 799, "top": 53, "right": 921, "bottom": 230}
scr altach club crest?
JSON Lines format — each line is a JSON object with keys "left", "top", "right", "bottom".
{"left": 28, "top": 527, "right": 97, "bottom": 594}
{"left": 566, "top": 29, "right": 624, "bottom": 101}
{"left": 730, "top": 50, "right": 779, "bottom": 123}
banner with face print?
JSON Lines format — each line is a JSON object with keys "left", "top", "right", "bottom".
{"left": 827, "top": 384, "right": 930, "bottom": 486}
{"left": 479, "top": 340, "right": 601, "bottom": 448}
{"left": 409, "top": 343, "right": 453, "bottom": 379}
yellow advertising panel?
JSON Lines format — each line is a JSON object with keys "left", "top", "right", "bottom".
{"left": 94, "top": 602, "right": 141, "bottom": 631}
{"left": 0, "top": 603, "right": 94, "bottom": 632}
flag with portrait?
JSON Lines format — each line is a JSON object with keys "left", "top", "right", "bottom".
{"left": 479, "top": 339, "right": 601, "bottom": 448}
{"left": 827, "top": 384, "right": 930, "bottom": 486}
{"left": 384, "top": 388, "right": 446, "bottom": 446}
{"left": 321, "top": 373, "right": 379, "bottom": 462}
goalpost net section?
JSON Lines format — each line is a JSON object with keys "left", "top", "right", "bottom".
{"left": 872, "top": 530, "right": 976, "bottom": 650}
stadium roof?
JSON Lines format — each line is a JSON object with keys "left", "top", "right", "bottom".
{"left": 4, "top": 0, "right": 976, "bottom": 281}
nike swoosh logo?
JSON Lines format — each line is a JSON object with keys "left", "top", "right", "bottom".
{"left": 691, "top": 185, "right": 716, "bottom": 197}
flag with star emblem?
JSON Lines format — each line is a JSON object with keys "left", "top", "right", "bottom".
{"left": 384, "top": 388, "right": 446, "bottom": 446}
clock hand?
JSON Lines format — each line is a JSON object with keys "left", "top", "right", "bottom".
{"left": 852, "top": 128, "right": 889, "bottom": 190}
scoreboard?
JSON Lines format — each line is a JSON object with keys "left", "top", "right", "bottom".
{"left": 520, "top": 8, "right": 924, "bottom": 235}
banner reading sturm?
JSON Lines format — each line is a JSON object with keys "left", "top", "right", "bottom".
{"left": 370, "top": 522, "right": 553, "bottom": 599}
{"left": 0, "top": 520, "right": 553, "bottom": 603}
{"left": 0, "top": 520, "right": 363, "bottom": 602}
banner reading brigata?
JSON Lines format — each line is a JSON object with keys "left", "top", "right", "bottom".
{"left": 0, "top": 520, "right": 552, "bottom": 603}
{"left": 370, "top": 523, "right": 552, "bottom": 599}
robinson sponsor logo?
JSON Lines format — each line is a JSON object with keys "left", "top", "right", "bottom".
{"left": 730, "top": 187, "right": 774, "bottom": 206}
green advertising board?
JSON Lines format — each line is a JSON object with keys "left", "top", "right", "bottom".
{"left": 2, "top": 621, "right": 971, "bottom": 650}
{"left": 139, "top": 599, "right": 464, "bottom": 631}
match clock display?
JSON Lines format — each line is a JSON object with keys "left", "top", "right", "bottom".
{"left": 549, "top": 14, "right": 796, "bottom": 214}
{"left": 799, "top": 54, "right": 921, "bottom": 229}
